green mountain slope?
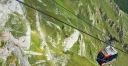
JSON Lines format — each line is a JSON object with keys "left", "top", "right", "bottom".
{"left": 0, "top": 0, "right": 128, "bottom": 66}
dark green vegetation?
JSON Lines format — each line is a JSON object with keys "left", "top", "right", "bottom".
{"left": 114, "top": 0, "right": 128, "bottom": 14}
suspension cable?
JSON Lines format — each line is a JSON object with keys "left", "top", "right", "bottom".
{"left": 54, "top": 0, "right": 126, "bottom": 51}
{"left": 54, "top": 0, "right": 104, "bottom": 33}
{"left": 16, "top": 0, "right": 128, "bottom": 54}
{"left": 54, "top": 0, "right": 123, "bottom": 43}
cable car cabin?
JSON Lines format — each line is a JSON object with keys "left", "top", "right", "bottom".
{"left": 96, "top": 46, "right": 118, "bottom": 66}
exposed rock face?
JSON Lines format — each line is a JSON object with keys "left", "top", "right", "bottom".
{"left": 0, "top": 31, "right": 30, "bottom": 66}
{"left": 64, "top": 30, "right": 80, "bottom": 52}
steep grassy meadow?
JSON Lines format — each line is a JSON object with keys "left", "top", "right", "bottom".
{"left": 0, "top": 0, "right": 128, "bottom": 66}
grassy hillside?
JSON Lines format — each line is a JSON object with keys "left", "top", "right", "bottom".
{"left": 0, "top": 0, "right": 128, "bottom": 66}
